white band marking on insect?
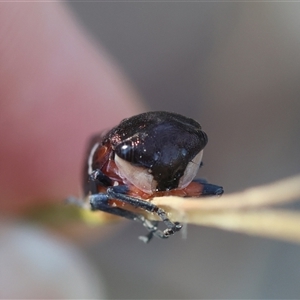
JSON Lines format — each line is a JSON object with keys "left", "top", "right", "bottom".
{"left": 88, "top": 142, "right": 100, "bottom": 175}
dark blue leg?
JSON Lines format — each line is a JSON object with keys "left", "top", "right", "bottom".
{"left": 106, "top": 186, "right": 182, "bottom": 238}
{"left": 193, "top": 179, "right": 224, "bottom": 196}
{"left": 89, "top": 193, "right": 169, "bottom": 243}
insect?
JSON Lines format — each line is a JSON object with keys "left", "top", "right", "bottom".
{"left": 84, "top": 111, "right": 223, "bottom": 242}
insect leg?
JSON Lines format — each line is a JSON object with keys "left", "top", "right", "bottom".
{"left": 88, "top": 169, "right": 113, "bottom": 194}
{"left": 89, "top": 193, "right": 168, "bottom": 242}
{"left": 106, "top": 186, "right": 182, "bottom": 238}
{"left": 193, "top": 179, "right": 224, "bottom": 196}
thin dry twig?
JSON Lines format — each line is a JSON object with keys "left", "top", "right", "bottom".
{"left": 151, "top": 174, "right": 300, "bottom": 244}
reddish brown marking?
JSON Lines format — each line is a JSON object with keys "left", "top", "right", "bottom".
{"left": 124, "top": 181, "right": 204, "bottom": 199}
{"left": 92, "top": 145, "right": 110, "bottom": 170}
{"left": 93, "top": 144, "right": 123, "bottom": 184}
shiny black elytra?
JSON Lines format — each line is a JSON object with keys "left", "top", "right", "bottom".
{"left": 83, "top": 111, "right": 223, "bottom": 243}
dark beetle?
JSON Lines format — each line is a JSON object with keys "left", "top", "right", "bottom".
{"left": 84, "top": 111, "right": 223, "bottom": 242}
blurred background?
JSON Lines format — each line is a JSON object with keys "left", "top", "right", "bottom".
{"left": 66, "top": 3, "right": 300, "bottom": 299}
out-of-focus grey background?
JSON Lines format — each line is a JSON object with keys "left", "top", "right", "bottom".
{"left": 68, "top": 3, "right": 300, "bottom": 299}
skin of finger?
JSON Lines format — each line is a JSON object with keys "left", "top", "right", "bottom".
{"left": 0, "top": 3, "right": 145, "bottom": 214}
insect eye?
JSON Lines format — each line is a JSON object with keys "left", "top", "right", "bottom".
{"left": 115, "top": 142, "right": 134, "bottom": 162}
